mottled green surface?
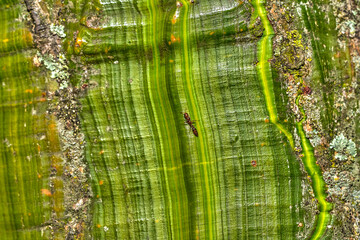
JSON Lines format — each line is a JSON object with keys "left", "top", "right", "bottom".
{"left": 254, "top": 0, "right": 332, "bottom": 238}
{"left": 1, "top": 0, "right": 340, "bottom": 237}
{"left": 0, "top": 1, "right": 60, "bottom": 239}
{"left": 78, "top": 0, "right": 303, "bottom": 238}
{"left": 296, "top": 0, "right": 339, "bottom": 135}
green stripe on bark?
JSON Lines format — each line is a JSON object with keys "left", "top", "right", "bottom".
{"left": 78, "top": 0, "right": 303, "bottom": 238}
{"left": 252, "top": 0, "right": 332, "bottom": 238}
{"left": 0, "top": 0, "right": 58, "bottom": 238}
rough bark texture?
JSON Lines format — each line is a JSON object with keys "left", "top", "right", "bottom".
{"left": 0, "top": 0, "right": 359, "bottom": 239}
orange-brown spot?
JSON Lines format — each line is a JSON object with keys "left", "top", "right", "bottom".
{"left": 28, "top": 212, "right": 31, "bottom": 216}
{"left": 41, "top": 189, "right": 52, "bottom": 196}
{"left": 261, "top": 143, "right": 265, "bottom": 147}
{"left": 172, "top": 16, "right": 177, "bottom": 24}
{"left": 96, "top": 224, "right": 101, "bottom": 228}
{"left": 25, "top": 31, "right": 33, "bottom": 43}
{"left": 39, "top": 98, "right": 46, "bottom": 102}
{"left": 2, "top": 39, "right": 9, "bottom": 43}
{"left": 25, "top": 89, "right": 33, "bottom": 93}
{"left": 37, "top": 144, "right": 41, "bottom": 152}
{"left": 169, "top": 59, "right": 174, "bottom": 63}
{"left": 99, "top": 180, "right": 104, "bottom": 185}
{"left": 264, "top": 119, "right": 269, "bottom": 123}
{"left": 96, "top": 194, "right": 100, "bottom": 198}
{"left": 171, "top": 34, "right": 177, "bottom": 43}
{"left": 105, "top": 46, "right": 111, "bottom": 54}
{"left": 99, "top": 150, "right": 104, "bottom": 155}
{"left": 76, "top": 38, "right": 83, "bottom": 47}
{"left": 284, "top": 119, "right": 288, "bottom": 123}
{"left": 37, "top": 173, "right": 42, "bottom": 179}
{"left": 209, "top": 31, "right": 214, "bottom": 35}
{"left": 251, "top": 160, "right": 257, "bottom": 167}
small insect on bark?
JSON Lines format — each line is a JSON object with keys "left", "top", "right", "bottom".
{"left": 183, "top": 112, "right": 193, "bottom": 125}
{"left": 191, "top": 125, "right": 198, "bottom": 137}
{"left": 81, "top": 83, "right": 89, "bottom": 90}
{"left": 183, "top": 112, "right": 198, "bottom": 137}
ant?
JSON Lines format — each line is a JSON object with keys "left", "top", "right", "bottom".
{"left": 183, "top": 112, "right": 198, "bottom": 137}
{"left": 191, "top": 125, "right": 198, "bottom": 137}
{"left": 183, "top": 112, "right": 193, "bottom": 125}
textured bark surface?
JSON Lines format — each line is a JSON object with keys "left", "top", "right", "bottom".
{"left": 0, "top": 0, "right": 359, "bottom": 239}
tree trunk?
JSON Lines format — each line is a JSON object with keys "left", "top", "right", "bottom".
{"left": 0, "top": 0, "right": 359, "bottom": 239}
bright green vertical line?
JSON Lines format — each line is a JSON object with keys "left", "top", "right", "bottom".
{"left": 295, "top": 97, "right": 332, "bottom": 240}
{"left": 252, "top": 0, "right": 294, "bottom": 149}
{"left": 147, "top": 0, "right": 189, "bottom": 239}
{"left": 179, "top": 1, "right": 216, "bottom": 239}
{"left": 146, "top": 2, "right": 175, "bottom": 237}
{"left": 296, "top": 119, "right": 332, "bottom": 240}
{"left": 253, "top": 0, "right": 332, "bottom": 238}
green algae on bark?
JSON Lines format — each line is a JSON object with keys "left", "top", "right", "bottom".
{"left": 0, "top": 0, "right": 63, "bottom": 238}
{"left": 147, "top": 0, "right": 190, "bottom": 238}
{"left": 295, "top": 105, "right": 332, "bottom": 240}
{"left": 0, "top": 0, "right": 315, "bottom": 238}
{"left": 252, "top": 0, "right": 333, "bottom": 239}
{"left": 251, "top": 0, "right": 294, "bottom": 149}
{"left": 79, "top": 0, "right": 303, "bottom": 238}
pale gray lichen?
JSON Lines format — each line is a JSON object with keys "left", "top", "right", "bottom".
{"left": 330, "top": 133, "right": 357, "bottom": 160}
{"left": 309, "top": 130, "right": 322, "bottom": 147}
{"left": 50, "top": 24, "right": 66, "bottom": 38}
{"left": 37, "top": 52, "right": 69, "bottom": 81}
{"left": 353, "top": 190, "right": 360, "bottom": 205}
{"left": 346, "top": 140, "right": 357, "bottom": 157}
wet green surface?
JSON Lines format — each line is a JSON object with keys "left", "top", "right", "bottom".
{"left": 5, "top": 0, "right": 352, "bottom": 238}
{"left": 79, "top": 0, "right": 303, "bottom": 238}
{"left": 0, "top": 0, "right": 62, "bottom": 239}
